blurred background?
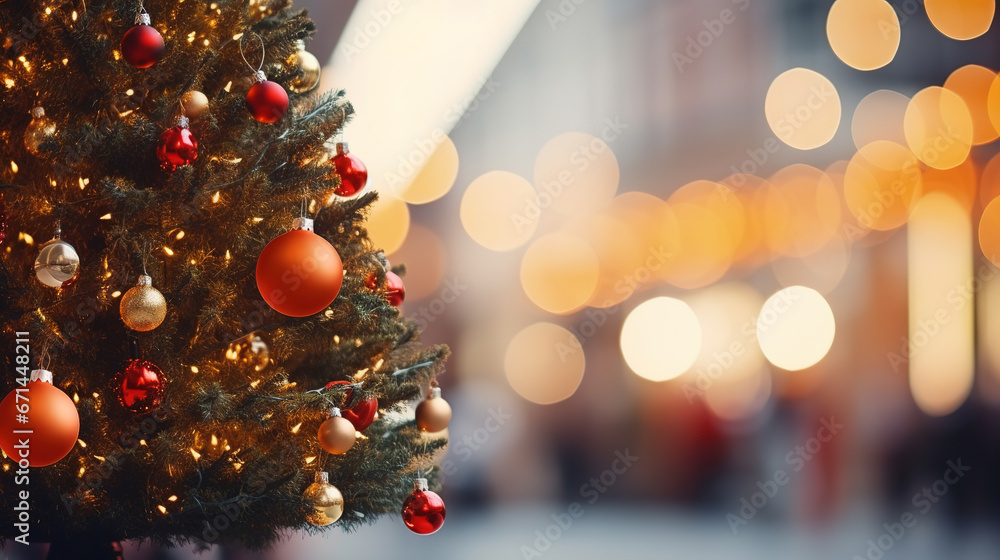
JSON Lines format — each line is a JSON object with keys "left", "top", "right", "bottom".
{"left": 20, "top": 0, "right": 1000, "bottom": 558}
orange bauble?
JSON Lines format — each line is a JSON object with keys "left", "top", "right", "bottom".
{"left": 0, "top": 370, "right": 79, "bottom": 467}
{"left": 256, "top": 218, "right": 343, "bottom": 317}
{"left": 318, "top": 409, "right": 356, "bottom": 455}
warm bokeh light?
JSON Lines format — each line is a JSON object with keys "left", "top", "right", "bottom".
{"left": 669, "top": 180, "right": 745, "bottom": 252}
{"left": 907, "top": 193, "right": 974, "bottom": 416}
{"left": 903, "top": 86, "right": 974, "bottom": 170}
{"left": 520, "top": 232, "right": 599, "bottom": 315}
{"left": 686, "top": 283, "right": 767, "bottom": 394}
{"left": 757, "top": 286, "right": 836, "bottom": 372}
{"left": 366, "top": 194, "right": 410, "bottom": 254}
{"left": 460, "top": 171, "right": 539, "bottom": 251}
{"left": 763, "top": 164, "right": 841, "bottom": 258}
{"left": 621, "top": 297, "right": 702, "bottom": 382}
{"left": 399, "top": 135, "right": 459, "bottom": 204}
{"left": 944, "top": 65, "right": 999, "bottom": 145}
{"left": 772, "top": 233, "right": 852, "bottom": 295}
{"left": 704, "top": 365, "right": 772, "bottom": 422}
{"left": 844, "top": 140, "right": 922, "bottom": 231}
{"left": 826, "top": 0, "right": 900, "bottom": 71}
{"left": 765, "top": 68, "right": 842, "bottom": 151}
{"left": 921, "top": 157, "right": 978, "bottom": 212}
{"left": 533, "top": 132, "right": 620, "bottom": 216}
{"left": 979, "top": 273, "right": 1000, "bottom": 382}
{"left": 981, "top": 151, "right": 1000, "bottom": 206}
{"left": 386, "top": 224, "right": 447, "bottom": 301}
{"left": 925, "top": 0, "right": 995, "bottom": 40}
{"left": 505, "top": 323, "right": 585, "bottom": 405}
{"left": 852, "top": 89, "right": 911, "bottom": 150}
{"left": 720, "top": 174, "right": 775, "bottom": 269}
{"left": 979, "top": 197, "right": 1000, "bottom": 267}
{"left": 581, "top": 192, "right": 677, "bottom": 307}
{"left": 660, "top": 202, "right": 735, "bottom": 289}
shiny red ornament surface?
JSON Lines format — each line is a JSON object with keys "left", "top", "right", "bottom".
{"left": 402, "top": 488, "right": 446, "bottom": 535}
{"left": 331, "top": 144, "right": 368, "bottom": 197}
{"left": 246, "top": 80, "right": 289, "bottom": 123}
{"left": 324, "top": 380, "right": 378, "bottom": 431}
{"left": 385, "top": 270, "right": 405, "bottom": 306}
{"left": 0, "top": 380, "right": 79, "bottom": 467}
{"left": 121, "top": 24, "right": 165, "bottom": 68}
{"left": 256, "top": 228, "right": 343, "bottom": 317}
{"left": 157, "top": 125, "right": 198, "bottom": 172}
{"left": 117, "top": 359, "right": 166, "bottom": 413}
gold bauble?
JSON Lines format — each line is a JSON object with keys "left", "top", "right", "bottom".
{"left": 287, "top": 42, "right": 321, "bottom": 93}
{"left": 317, "top": 410, "right": 356, "bottom": 455}
{"left": 120, "top": 274, "right": 167, "bottom": 331}
{"left": 180, "top": 90, "right": 209, "bottom": 119}
{"left": 303, "top": 472, "right": 345, "bottom": 526}
{"left": 25, "top": 106, "right": 57, "bottom": 155}
{"left": 415, "top": 387, "right": 452, "bottom": 433}
{"left": 226, "top": 333, "right": 270, "bottom": 372}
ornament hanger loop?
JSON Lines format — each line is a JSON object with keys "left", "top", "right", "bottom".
{"left": 239, "top": 32, "right": 266, "bottom": 81}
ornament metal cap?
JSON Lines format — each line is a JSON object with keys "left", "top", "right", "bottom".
{"left": 292, "top": 217, "right": 314, "bottom": 232}
{"left": 315, "top": 471, "right": 330, "bottom": 484}
{"left": 175, "top": 115, "right": 190, "bottom": 128}
{"left": 31, "top": 106, "right": 45, "bottom": 119}
{"left": 329, "top": 407, "right": 342, "bottom": 418}
{"left": 30, "top": 369, "right": 54, "bottom": 383}
{"left": 252, "top": 70, "right": 267, "bottom": 84}
{"left": 413, "top": 477, "right": 429, "bottom": 492}
{"left": 295, "top": 39, "right": 307, "bottom": 50}
{"left": 136, "top": 274, "right": 153, "bottom": 287}
{"left": 335, "top": 142, "right": 349, "bottom": 155}
{"left": 135, "top": 12, "right": 151, "bottom": 25}
{"left": 427, "top": 386, "right": 442, "bottom": 400}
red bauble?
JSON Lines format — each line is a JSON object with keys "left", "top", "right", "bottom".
{"left": 0, "top": 370, "right": 79, "bottom": 467}
{"left": 385, "top": 270, "right": 405, "bottom": 306}
{"left": 402, "top": 479, "right": 446, "bottom": 535}
{"left": 246, "top": 80, "right": 289, "bottom": 123}
{"left": 331, "top": 142, "right": 368, "bottom": 197}
{"left": 324, "top": 380, "right": 378, "bottom": 431}
{"left": 157, "top": 118, "right": 198, "bottom": 172}
{"left": 121, "top": 23, "right": 165, "bottom": 69}
{"left": 117, "top": 359, "right": 165, "bottom": 413}
{"left": 256, "top": 218, "right": 343, "bottom": 317}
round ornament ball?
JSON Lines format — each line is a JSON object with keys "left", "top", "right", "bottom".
{"left": 120, "top": 274, "right": 167, "bottom": 331}
{"left": 385, "top": 270, "right": 405, "bottom": 307}
{"left": 246, "top": 78, "right": 289, "bottom": 123}
{"left": 331, "top": 142, "right": 368, "bottom": 198}
{"left": 116, "top": 359, "right": 166, "bottom": 414}
{"left": 180, "top": 90, "right": 209, "bottom": 119}
{"left": 402, "top": 478, "right": 446, "bottom": 535}
{"left": 120, "top": 13, "right": 165, "bottom": 69}
{"left": 317, "top": 408, "right": 356, "bottom": 455}
{"left": 157, "top": 116, "right": 198, "bottom": 172}
{"left": 415, "top": 387, "right": 452, "bottom": 433}
{"left": 303, "top": 472, "right": 345, "bottom": 526}
{"left": 25, "top": 106, "right": 57, "bottom": 155}
{"left": 324, "top": 380, "right": 378, "bottom": 431}
{"left": 35, "top": 237, "right": 80, "bottom": 289}
{"left": 0, "top": 369, "right": 79, "bottom": 467}
{"left": 256, "top": 218, "right": 343, "bottom": 317}
{"left": 287, "top": 42, "right": 321, "bottom": 94}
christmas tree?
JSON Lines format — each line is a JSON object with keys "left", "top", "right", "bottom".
{"left": 0, "top": 0, "right": 450, "bottom": 555}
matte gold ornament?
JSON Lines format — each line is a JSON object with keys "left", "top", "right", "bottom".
{"left": 25, "top": 106, "right": 57, "bottom": 155}
{"left": 120, "top": 274, "right": 167, "bottom": 331}
{"left": 317, "top": 407, "right": 356, "bottom": 455}
{"left": 35, "top": 234, "right": 79, "bottom": 289}
{"left": 415, "top": 387, "right": 452, "bottom": 433}
{"left": 180, "top": 90, "right": 209, "bottom": 119}
{"left": 287, "top": 40, "right": 321, "bottom": 93}
{"left": 303, "top": 471, "right": 345, "bottom": 526}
